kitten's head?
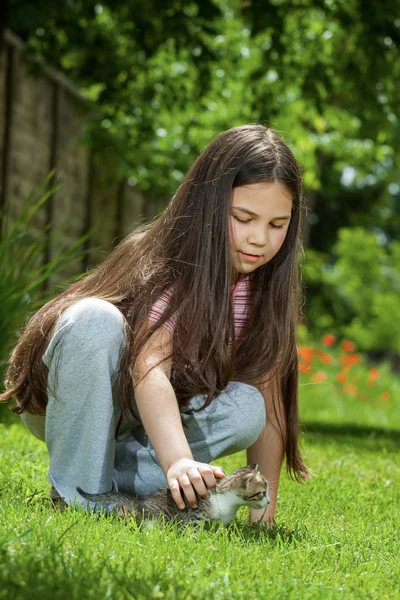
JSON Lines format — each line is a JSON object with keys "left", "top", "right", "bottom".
{"left": 216, "top": 464, "right": 270, "bottom": 508}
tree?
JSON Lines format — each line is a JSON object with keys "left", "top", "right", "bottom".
{"left": 6, "top": 0, "right": 400, "bottom": 247}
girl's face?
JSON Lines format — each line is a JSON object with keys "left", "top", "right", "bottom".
{"left": 229, "top": 181, "right": 293, "bottom": 283}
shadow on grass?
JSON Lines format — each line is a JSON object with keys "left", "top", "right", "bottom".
{"left": 303, "top": 421, "right": 400, "bottom": 452}
{"left": 227, "top": 520, "right": 307, "bottom": 546}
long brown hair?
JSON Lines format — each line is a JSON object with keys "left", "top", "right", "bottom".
{"left": 1, "top": 124, "right": 309, "bottom": 481}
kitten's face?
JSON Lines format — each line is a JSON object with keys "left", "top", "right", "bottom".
{"left": 217, "top": 464, "right": 270, "bottom": 508}
{"left": 238, "top": 467, "right": 270, "bottom": 508}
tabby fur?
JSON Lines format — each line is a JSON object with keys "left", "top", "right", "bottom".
{"left": 77, "top": 464, "right": 269, "bottom": 526}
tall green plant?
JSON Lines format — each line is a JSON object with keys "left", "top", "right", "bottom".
{"left": 0, "top": 175, "right": 89, "bottom": 375}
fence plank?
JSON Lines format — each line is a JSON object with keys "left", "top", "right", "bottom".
{"left": 0, "top": 44, "right": 19, "bottom": 217}
{"left": 82, "top": 155, "right": 95, "bottom": 273}
{"left": 42, "top": 82, "right": 62, "bottom": 288}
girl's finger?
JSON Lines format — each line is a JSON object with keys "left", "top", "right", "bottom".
{"left": 168, "top": 478, "right": 185, "bottom": 510}
{"left": 197, "top": 465, "right": 217, "bottom": 489}
{"left": 188, "top": 468, "right": 210, "bottom": 499}
{"left": 179, "top": 474, "right": 198, "bottom": 508}
{"left": 211, "top": 465, "right": 225, "bottom": 479}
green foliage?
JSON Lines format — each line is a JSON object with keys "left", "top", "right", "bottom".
{"left": 307, "top": 155, "right": 400, "bottom": 254}
{"left": 303, "top": 227, "right": 400, "bottom": 355}
{"left": 7, "top": 1, "right": 399, "bottom": 204}
{"left": 6, "top": 0, "right": 400, "bottom": 337}
{"left": 0, "top": 175, "right": 87, "bottom": 375}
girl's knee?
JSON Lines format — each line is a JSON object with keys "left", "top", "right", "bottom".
{"left": 182, "top": 382, "right": 266, "bottom": 462}
{"left": 229, "top": 382, "right": 266, "bottom": 448}
{"left": 58, "top": 298, "right": 126, "bottom": 346}
{"left": 44, "top": 298, "right": 126, "bottom": 369}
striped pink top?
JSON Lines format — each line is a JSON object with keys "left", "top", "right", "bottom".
{"left": 149, "top": 276, "right": 251, "bottom": 343}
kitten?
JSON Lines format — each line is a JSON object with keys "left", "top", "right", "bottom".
{"left": 77, "top": 464, "right": 269, "bottom": 526}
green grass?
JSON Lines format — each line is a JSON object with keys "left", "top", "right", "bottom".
{"left": 1, "top": 363, "right": 400, "bottom": 599}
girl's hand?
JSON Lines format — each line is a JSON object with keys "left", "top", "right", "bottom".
{"left": 166, "top": 458, "right": 225, "bottom": 509}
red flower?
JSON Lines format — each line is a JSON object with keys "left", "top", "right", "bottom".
{"left": 340, "top": 353, "right": 361, "bottom": 368}
{"left": 367, "top": 368, "right": 380, "bottom": 385}
{"left": 297, "top": 346, "right": 314, "bottom": 363}
{"left": 311, "top": 372, "right": 328, "bottom": 383}
{"left": 344, "top": 384, "right": 359, "bottom": 396}
{"left": 380, "top": 392, "right": 390, "bottom": 402}
{"left": 322, "top": 334, "right": 336, "bottom": 347}
{"left": 341, "top": 340, "right": 356, "bottom": 352}
{"left": 336, "top": 372, "right": 347, "bottom": 383}
{"left": 320, "top": 353, "right": 333, "bottom": 365}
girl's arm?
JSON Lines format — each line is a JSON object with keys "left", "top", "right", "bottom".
{"left": 247, "top": 376, "right": 286, "bottom": 526}
{"left": 133, "top": 325, "right": 224, "bottom": 509}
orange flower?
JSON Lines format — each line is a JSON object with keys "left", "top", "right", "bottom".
{"left": 350, "top": 353, "right": 361, "bottom": 365}
{"left": 343, "top": 384, "right": 359, "bottom": 396}
{"left": 341, "top": 340, "right": 356, "bottom": 352}
{"left": 320, "top": 353, "right": 333, "bottom": 365}
{"left": 322, "top": 334, "right": 336, "bottom": 347}
{"left": 341, "top": 354, "right": 361, "bottom": 368}
{"left": 380, "top": 392, "right": 390, "bottom": 402}
{"left": 299, "top": 362, "right": 311, "bottom": 373}
{"left": 367, "top": 368, "right": 380, "bottom": 385}
{"left": 311, "top": 371, "right": 328, "bottom": 383}
{"left": 336, "top": 372, "right": 347, "bottom": 383}
{"left": 297, "top": 346, "right": 314, "bottom": 363}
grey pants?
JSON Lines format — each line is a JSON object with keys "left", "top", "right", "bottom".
{"left": 21, "top": 298, "right": 266, "bottom": 508}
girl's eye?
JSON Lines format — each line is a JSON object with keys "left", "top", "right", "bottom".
{"left": 233, "top": 215, "right": 251, "bottom": 224}
{"left": 270, "top": 223, "right": 285, "bottom": 229}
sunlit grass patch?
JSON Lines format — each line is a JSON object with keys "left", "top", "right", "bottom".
{"left": 1, "top": 356, "right": 399, "bottom": 599}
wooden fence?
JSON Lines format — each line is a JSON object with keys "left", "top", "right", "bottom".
{"left": 0, "top": 29, "right": 152, "bottom": 285}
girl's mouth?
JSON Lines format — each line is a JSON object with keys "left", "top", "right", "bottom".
{"left": 238, "top": 251, "right": 262, "bottom": 263}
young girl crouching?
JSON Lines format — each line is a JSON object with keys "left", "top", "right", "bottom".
{"left": 1, "top": 124, "right": 310, "bottom": 525}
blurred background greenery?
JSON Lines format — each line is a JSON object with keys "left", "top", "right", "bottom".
{"left": 2, "top": 0, "right": 399, "bottom": 396}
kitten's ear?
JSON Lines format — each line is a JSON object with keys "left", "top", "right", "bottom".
{"left": 248, "top": 463, "right": 259, "bottom": 472}
{"left": 244, "top": 464, "right": 259, "bottom": 488}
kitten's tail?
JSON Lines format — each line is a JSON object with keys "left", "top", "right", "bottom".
{"left": 77, "top": 487, "right": 137, "bottom": 508}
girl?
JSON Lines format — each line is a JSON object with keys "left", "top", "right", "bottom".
{"left": 1, "top": 124, "right": 309, "bottom": 525}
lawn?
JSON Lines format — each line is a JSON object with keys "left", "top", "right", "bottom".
{"left": 1, "top": 342, "right": 399, "bottom": 599}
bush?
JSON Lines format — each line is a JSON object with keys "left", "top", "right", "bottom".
{"left": 302, "top": 227, "right": 400, "bottom": 358}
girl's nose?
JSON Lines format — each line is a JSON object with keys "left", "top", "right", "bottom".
{"left": 248, "top": 226, "right": 268, "bottom": 247}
